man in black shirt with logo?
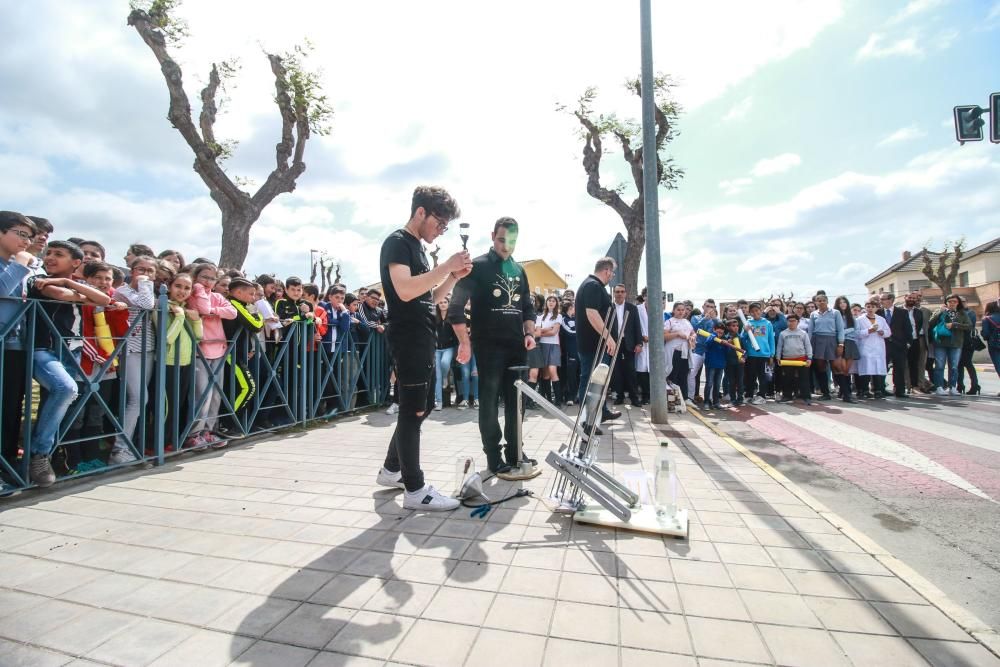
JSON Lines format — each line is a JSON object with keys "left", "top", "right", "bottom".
{"left": 574, "top": 257, "right": 621, "bottom": 423}
{"left": 449, "top": 217, "right": 536, "bottom": 473}
{"left": 376, "top": 186, "right": 472, "bottom": 511}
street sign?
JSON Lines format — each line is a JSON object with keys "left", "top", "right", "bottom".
{"left": 990, "top": 93, "right": 1000, "bottom": 144}
{"left": 954, "top": 105, "right": 985, "bottom": 144}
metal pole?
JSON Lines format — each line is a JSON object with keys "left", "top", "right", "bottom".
{"left": 640, "top": 0, "right": 667, "bottom": 424}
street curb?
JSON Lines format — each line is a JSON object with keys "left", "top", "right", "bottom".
{"left": 682, "top": 406, "right": 1000, "bottom": 658}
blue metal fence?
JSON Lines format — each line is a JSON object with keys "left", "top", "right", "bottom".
{"left": 0, "top": 288, "right": 390, "bottom": 494}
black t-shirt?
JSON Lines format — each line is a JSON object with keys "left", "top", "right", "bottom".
{"left": 575, "top": 275, "right": 611, "bottom": 354}
{"left": 27, "top": 275, "right": 82, "bottom": 352}
{"left": 447, "top": 249, "right": 535, "bottom": 347}
{"left": 380, "top": 229, "right": 435, "bottom": 339}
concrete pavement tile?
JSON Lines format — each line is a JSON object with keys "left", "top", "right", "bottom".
{"left": 310, "top": 573, "right": 387, "bottom": 609}
{"left": 842, "top": 573, "right": 927, "bottom": 603}
{"left": 758, "top": 624, "right": 850, "bottom": 667}
{"left": 694, "top": 659, "right": 767, "bottom": 667}
{"left": 253, "top": 539, "right": 329, "bottom": 567}
{"left": 14, "top": 562, "right": 105, "bottom": 597}
{"left": 692, "top": 510, "right": 746, "bottom": 527}
{"left": 160, "top": 554, "right": 239, "bottom": 585}
{"left": 0, "top": 638, "right": 71, "bottom": 667}
{"left": 325, "top": 610, "right": 415, "bottom": 660}
{"left": 832, "top": 631, "right": 929, "bottom": 667}
{"left": 562, "top": 547, "right": 619, "bottom": 576}
{"left": 465, "top": 628, "right": 546, "bottom": 667}
{"left": 784, "top": 570, "right": 859, "bottom": 599}
{"left": 739, "top": 513, "right": 793, "bottom": 531}
{"left": 703, "top": 524, "right": 760, "bottom": 545}
{"left": 677, "top": 583, "right": 750, "bottom": 621}
{"left": 621, "top": 646, "right": 697, "bottom": 666}
{"left": 308, "top": 546, "right": 367, "bottom": 573}
{"left": 0, "top": 598, "right": 88, "bottom": 643}
{"left": 819, "top": 551, "right": 892, "bottom": 576}
{"left": 483, "top": 593, "right": 554, "bottom": 635}
{"left": 86, "top": 618, "right": 194, "bottom": 666}
{"left": 557, "top": 571, "right": 619, "bottom": 606}
{"left": 444, "top": 560, "right": 507, "bottom": 591}
{"left": 911, "top": 638, "right": 1000, "bottom": 667}
{"left": 394, "top": 555, "right": 457, "bottom": 584}
{"left": 264, "top": 602, "right": 355, "bottom": 650}
{"left": 543, "top": 637, "right": 618, "bottom": 665}
{"left": 362, "top": 579, "right": 437, "bottom": 617}
{"left": 499, "top": 565, "right": 559, "bottom": 599}
{"left": 211, "top": 561, "right": 295, "bottom": 594}
{"left": 686, "top": 616, "right": 771, "bottom": 663}
{"left": 803, "top": 596, "right": 897, "bottom": 634}
{"left": 725, "top": 563, "right": 796, "bottom": 593}
{"left": 0, "top": 589, "right": 47, "bottom": 618}
{"left": 714, "top": 543, "right": 775, "bottom": 567}
{"left": 32, "top": 607, "right": 135, "bottom": 654}
{"left": 664, "top": 538, "right": 720, "bottom": 562}
{"left": 746, "top": 526, "right": 811, "bottom": 548}
{"left": 229, "top": 640, "right": 317, "bottom": 667}
{"left": 432, "top": 518, "right": 484, "bottom": 539}
{"left": 617, "top": 553, "right": 674, "bottom": 582}
{"left": 615, "top": 533, "right": 669, "bottom": 557}
{"left": 619, "top": 609, "right": 692, "bottom": 654}
{"left": 765, "top": 546, "right": 835, "bottom": 571}
{"left": 340, "top": 551, "right": 408, "bottom": 579}
{"left": 307, "top": 649, "right": 384, "bottom": 666}
{"left": 802, "top": 532, "right": 866, "bottom": 553}
{"left": 872, "top": 601, "right": 975, "bottom": 641}
{"left": 509, "top": 544, "right": 566, "bottom": 571}
{"left": 205, "top": 595, "right": 300, "bottom": 636}
{"left": 422, "top": 586, "right": 494, "bottom": 625}
{"left": 416, "top": 535, "right": 472, "bottom": 559}
{"left": 151, "top": 584, "right": 249, "bottom": 626}
{"left": 669, "top": 559, "right": 731, "bottom": 587}
{"left": 114, "top": 579, "right": 201, "bottom": 616}
{"left": 550, "top": 600, "right": 619, "bottom": 644}
{"left": 270, "top": 567, "right": 338, "bottom": 602}
{"left": 786, "top": 516, "right": 844, "bottom": 535}
{"left": 618, "top": 578, "right": 683, "bottom": 614}
{"left": 148, "top": 629, "right": 255, "bottom": 667}
{"left": 739, "top": 589, "right": 822, "bottom": 627}
{"left": 288, "top": 524, "right": 349, "bottom": 545}
{"left": 390, "top": 618, "right": 478, "bottom": 667}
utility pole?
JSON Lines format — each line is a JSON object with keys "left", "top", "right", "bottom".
{"left": 640, "top": 0, "right": 667, "bottom": 424}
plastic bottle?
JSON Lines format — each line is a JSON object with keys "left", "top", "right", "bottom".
{"left": 654, "top": 443, "right": 677, "bottom": 518}
{"left": 583, "top": 362, "right": 610, "bottom": 422}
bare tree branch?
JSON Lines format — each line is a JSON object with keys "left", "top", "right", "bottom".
{"left": 199, "top": 64, "right": 220, "bottom": 149}
{"left": 576, "top": 112, "right": 633, "bottom": 220}
{"left": 251, "top": 53, "right": 307, "bottom": 210}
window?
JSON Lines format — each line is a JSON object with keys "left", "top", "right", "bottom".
{"left": 889, "top": 283, "right": 895, "bottom": 294}
{"left": 908, "top": 279, "right": 931, "bottom": 292}
{"left": 958, "top": 271, "right": 969, "bottom": 287}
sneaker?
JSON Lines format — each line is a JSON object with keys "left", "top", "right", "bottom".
{"left": 376, "top": 467, "right": 405, "bottom": 490}
{"left": 183, "top": 433, "right": 206, "bottom": 449}
{"left": 565, "top": 400, "right": 574, "bottom": 407}
{"left": 385, "top": 403, "right": 399, "bottom": 415}
{"left": 434, "top": 402, "right": 442, "bottom": 411}
{"left": 471, "top": 399, "right": 479, "bottom": 409}
{"left": 804, "top": 399, "right": 813, "bottom": 405}
{"left": 29, "top": 457, "right": 56, "bottom": 488}
{"left": 403, "top": 485, "right": 460, "bottom": 511}
{"left": 750, "top": 396, "right": 766, "bottom": 405}
{"left": 934, "top": 387, "right": 947, "bottom": 396}
{"left": 947, "top": 387, "right": 960, "bottom": 396}
{"left": 108, "top": 448, "right": 138, "bottom": 465}
{"left": 456, "top": 400, "right": 468, "bottom": 410}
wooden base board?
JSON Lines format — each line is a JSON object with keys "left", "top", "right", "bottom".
{"left": 574, "top": 505, "right": 689, "bottom": 538}
{"left": 496, "top": 466, "right": 543, "bottom": 481}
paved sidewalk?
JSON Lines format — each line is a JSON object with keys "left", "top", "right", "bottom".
{"left": 1, "top": 406, "right": 999, "bottom": 666}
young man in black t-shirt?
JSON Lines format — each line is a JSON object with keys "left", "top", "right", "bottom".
{"left": 574, "top": 257, "right": 621, "bottom": 422}
{"left": 376, "top": 186, "right": 472, "bottom": 511}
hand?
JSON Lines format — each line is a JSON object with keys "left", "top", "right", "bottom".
{"left": 170, "top": 304, "right": 184, "bottom": 317}
{"left": 32, "top": 277, "right": 58, "bottom": 291}
{"left": 13, "top": 251, "right": 34, "bottom": 267}
{"left": 376, "top": 324, "right": 385, "bottom": 333}
{"left": 350, "top": 317, "right": 360, "bottom": 324}
{"left": 299, "top": 302, "right": 311, "bottom": 314}
{"left": 444, "top": 250, "right": 472, "bottom": 275}
{"left": 266, "top": 316, "right": 280, "bottom": 323}
{"left": 457, "top": 340, "right": 472, "bottom": 364}
{"left": 184, "top": 308, "right": 200, "bottom": 320}
{"left": 805, "top": 360, "right": 812, "bottom": 366}
{"left": 633, "top": 345, "right": 642, "bottom": 355}
{"left": 605, "top": 337, "right": 617, "bottom": 356}
{"left": 192, "top": 282, "right": 206, "bottom": 294}
{"left": 525, "top": 335, "right": 537, "bottom": 351}
{"left": 314, "top": 333, "right": 322, "bottom": 342}
{"left": 945, "top": 323, "right": 953, "bottom": 330}
{"left": 642, "top": 335, "right": 648, "bottom": 343}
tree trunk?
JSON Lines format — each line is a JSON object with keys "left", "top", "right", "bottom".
{"left": 218, "top": 208, "right": 256, "bottom": 269}
{"left": 622, "top": 214, "right": 645, "bottom": 300}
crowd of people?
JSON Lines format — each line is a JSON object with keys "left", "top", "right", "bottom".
{"left": 0, "top": 210, "right": 391, "bottom": 494}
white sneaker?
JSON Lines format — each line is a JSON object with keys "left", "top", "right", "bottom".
{"left": 108, "top": 449, "right": 138, "bottom": 465}
{"left": 403, "top": 485, "right": 460, "bottom": 511}
{"left": 934, "top": 387, "right": 947, "bottom": 396}
{"left": 565, "top": 400, "right": 574, "bottom": 406}
{"left": 376, "top": 467, "right": 405, "bottom": 490}
{"left": 433, "top": 402, "right": 442, "bottom": 411}
{"left": 456, "top": 400, "right": 468, "bottom": 410}
{"left": 750, "top": 396, "right": 766, "bottom": 405}
{"left": 948, "top": 387, "right": 960, "bottom": 396}
{"left": 385, "top": 404, "right": 398, "bottom": 415}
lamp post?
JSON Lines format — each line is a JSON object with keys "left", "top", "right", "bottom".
{"left": 640, "top": 0, "right": 667, "bottom": 424}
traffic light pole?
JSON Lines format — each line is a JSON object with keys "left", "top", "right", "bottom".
{"left": 640, "top": 0, "right": 668, "bottom": 425}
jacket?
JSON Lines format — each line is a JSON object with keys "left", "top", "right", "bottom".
{"left": 0, "top": 257, "right": 31, "bottom": 350}
{"left": 928, "top": 308, "right": 972, "bottom": 349}
{"left": 704, "top": 336, "right": 728, "bottom": 369}
{"left": 776, "top": 328, "right": 812, "bottom": 360}
{"left": 164, "top": 305, "right": 204, "bottom": 366}
{"left": 187, "top": 283, "right": 237, "bottom": 360}
{"left": 741, "top": 317, "right": 774, "bottom": 358}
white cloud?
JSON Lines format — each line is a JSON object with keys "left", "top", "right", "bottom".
{"left": 877, "top": 124, "right": 927, "bottom": 147}
{"left": 723, "top": 96, "right": 754, "bottom": 122}
{"left": 751, "top": 153, "right": 802, "bottom": 177}
{"left": 718, "top": 177, "right": 753, "bottom": 196}
{"left": 890, "top": 0, "right": 947, "bottom": 24}
{"left": 856, "top": 33, "right": 923, "bottom": 60}
{"left": 990, "top": 1, "right": 1000, "bottom": 21}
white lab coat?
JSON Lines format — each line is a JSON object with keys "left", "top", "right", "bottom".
{"left": 855, "top": 314, "right": 890, "bottom": 375}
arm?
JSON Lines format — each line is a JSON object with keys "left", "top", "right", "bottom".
{"left": 37, "top": 277, "right": 112, "bottom": 306}
{"left": 0, "top": 257, "right": 31, "bottom": 297}
{"left": 389, "top": 255, "right": 463, "bottom": 304}
{"left": 448, "top": 274, "right": 473, "bottom": 361}
{"left": 165, "top": 311, "right": 185, "bottom": 345}
{"left": 767, "top": 322, "right": 775, "bottom": 356}
{"left": 803, "top": 331, "right": 813, "bottom": 360}
{"left": 775, "top": 332, "right": 784, "bottom": 359}
{"left": 952, "top": 312, "right": 972, "bottom": 331}
{"left": 114, "top": 281, "right": 155, "bottom": 310}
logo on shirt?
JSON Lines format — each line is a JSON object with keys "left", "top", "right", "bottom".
{"left": 491, "top": 273, "right": 521, "bottom": 309}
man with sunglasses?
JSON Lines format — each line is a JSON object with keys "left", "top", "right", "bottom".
{"left": 375, "top": 186, "right": 472, "bottom": 511}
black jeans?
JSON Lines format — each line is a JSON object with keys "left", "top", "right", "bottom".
{"left": 887, "top": 341, "right": 909, "bottom": 396}
{"left": 745, "top": 356, "right": 768, "bottom": 399}
{"left": 474, "top": 340, "right": 527, "bottom": 468}
{"left": 725, "top": 363, "right": 744, "bottom": 403}
{"left": 383, "top": 334, "right": 435, "bottom": 492}
{"left": 1, "top": 349, "right": 27, "bottom": 470}
{"left": 667, "top": 350, "right": 690, "bottom": 400}
{"left": 781, "top": 365, "right": 811, "bottom": 400}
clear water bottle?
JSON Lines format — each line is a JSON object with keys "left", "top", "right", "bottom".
{"left": 655, "top": 443, "right": 677, "bottom": 518}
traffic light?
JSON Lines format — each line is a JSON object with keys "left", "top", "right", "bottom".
{"left": 990, "top": 93, "right": 1000, "bottom": 144}
{"left": 954, "top": 105, "right": 985, "bottom": 144}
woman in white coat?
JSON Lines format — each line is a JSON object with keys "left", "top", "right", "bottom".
{"left": 856, "top": 300, "right": 890, "bottom": 398}
{"left": 635, "top": 297, "right": 650, "bottom": 404}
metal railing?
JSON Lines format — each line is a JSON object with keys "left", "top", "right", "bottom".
{"left": 0, "top": 288, "right": 389, "bottom": 494}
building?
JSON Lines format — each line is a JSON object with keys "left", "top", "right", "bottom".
{"left": 864, "top": 237, "right": 1000, "bottom": 315}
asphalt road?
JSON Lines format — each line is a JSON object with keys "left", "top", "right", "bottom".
{"left": 697, "top": 365, "right": 1000, "bottom": 633}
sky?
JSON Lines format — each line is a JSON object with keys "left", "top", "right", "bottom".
{"left": 1, "top": 0, "right": 999, "bottom": 303}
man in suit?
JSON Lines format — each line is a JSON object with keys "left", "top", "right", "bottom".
{"left": 610, "top": 284, "right": 642, "bottom": 407}
{"left": 878, "top": 293, "right": 921, "bottom": 398}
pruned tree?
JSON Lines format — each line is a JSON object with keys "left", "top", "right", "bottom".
{"left": 333, "top": 262, "right": 341, "bottom": 287}
{"left": 561, "top": 75, "right": 683, "bottom": 297}
{"left": 921, "top": 239, "right": 965, "bottom": 295}
{"left": 127, "top": 0, "right": 333, "bottom": 269}
{"left": 429, "top": 245, "right": 441, "bottom": 268}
